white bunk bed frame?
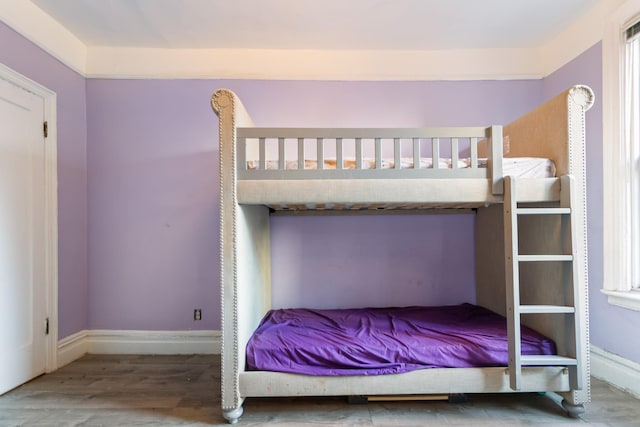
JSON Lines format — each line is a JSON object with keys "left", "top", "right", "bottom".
{"left": 212, "top": 85, "right": 594, "bottom": 424}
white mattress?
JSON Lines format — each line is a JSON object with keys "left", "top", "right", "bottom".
{"left": 247, "top": 157, "right": 556, "bottom": 179}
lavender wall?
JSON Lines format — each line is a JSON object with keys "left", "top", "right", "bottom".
{"left": 86, "top": 79, "right": 542, "bottom": 329}
{"left": 0, "top": 22, "right": 88, "bottom": 339}
{"left": 86, "top": 80, "right": 219, "bottom": 330}
{"left": 544, "top": 43, "right": 640, "bottom": 363}
{"left": 270, "top": 214, "right": 476, "bottom": 309}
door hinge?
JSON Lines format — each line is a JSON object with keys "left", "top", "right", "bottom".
{"left": 45, "top": 317, "right": 49, "bottom": 335}
{"left": 43, "top": 121, "right": 48, "bottom": 138}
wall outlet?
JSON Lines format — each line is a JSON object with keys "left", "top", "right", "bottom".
{"left": 194, "top": 309, "right": 202, "bottom": 321}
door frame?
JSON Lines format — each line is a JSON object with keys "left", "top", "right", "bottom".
{"left": 0, "top": 63, "right": 58, "bottom": 372}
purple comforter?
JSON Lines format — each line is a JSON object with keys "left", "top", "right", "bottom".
{"left": 246, "top": 303, "right": 556, "bottom": 376}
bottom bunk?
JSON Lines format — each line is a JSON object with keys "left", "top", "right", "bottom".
{"left": 246, "top": 304, "right": 555, "bottom": 376}
{"left": 220, "top": 200, "right": 587, "bottom": 424}
{"left": 222, "top": 303, "right": 580, "bottom": 424}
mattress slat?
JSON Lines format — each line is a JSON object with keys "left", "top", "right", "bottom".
{"left": 259, "top": 137, "right": 266, "bottom": 170}
{"left": 317, "top": 138, "right": 324, "bottom": 170}
{"left": 278, "top": 137, "right": 285, "bottom": 171}
{"left": 452, "top": 138, "right": 459, "bottom": 169}
{"left": 297, "top": 137, "right": 305, "bottom": 170}
{"left": 470, "top": 137, "right": 478, "bottom": 168}
{"left": 432, "top": 138, "right": 440, "bottom": 169}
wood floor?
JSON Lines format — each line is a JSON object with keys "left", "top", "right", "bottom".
{"left": 0, "top": 354, "right": 638, "bottom": 426}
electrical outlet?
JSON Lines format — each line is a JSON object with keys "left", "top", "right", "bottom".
{"left": 194, "top": 309, "right": 202, "bottom": 321}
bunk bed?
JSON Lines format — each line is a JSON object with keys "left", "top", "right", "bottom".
{"left": 211, "top": 85, "right": 594, "bottom": 424}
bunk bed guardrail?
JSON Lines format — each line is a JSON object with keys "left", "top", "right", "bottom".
{"left": 235, "top": 125, "right": 505, "bottom": 194}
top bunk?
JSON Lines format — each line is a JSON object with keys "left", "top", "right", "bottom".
{"left": 212, "top": 85, "right": 594, "bottom": 211}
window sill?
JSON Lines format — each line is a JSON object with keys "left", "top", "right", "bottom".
{"left": 602, "top": 289, "right": 640, "bottom": 312}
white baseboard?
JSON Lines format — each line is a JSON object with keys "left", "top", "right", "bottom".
{"left": 87, "top": 330, "right": 221, "bottom": 355}
{"left": 57, "top": 329, "right": 221, "bottom": 368}
{"left": 57, "top": 329, "right": 89, "bottom": 368}
{"left": 590, "top": 345, "right": 640, "bottom": 399}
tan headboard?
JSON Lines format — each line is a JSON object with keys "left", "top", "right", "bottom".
{"left": 480, "top": 85, "right": 594, "bottom": 177}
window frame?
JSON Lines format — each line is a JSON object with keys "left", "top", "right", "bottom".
{"left": 602, "top": 0, "right": 640, "bottom": 311}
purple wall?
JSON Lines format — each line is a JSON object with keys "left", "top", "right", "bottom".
{"left": 544, "top": 44, "right": 640, "bottom": 363}
{"left": 85, "top": 78, "right": 541, "bottom": 329}
{"left": 270, "top": 214, "right": 476, "bottom": 309}
{"left": 86, "top": 80, "right": 219, "bottom": 330}
{"left": 223, "top": 80, "right": 542, "bottom": 128}
{"left": 0, "top": 22, "right": 88, "bottom": 339}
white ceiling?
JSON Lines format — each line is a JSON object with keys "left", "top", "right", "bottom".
{"left": 29, "top": 0, "right": 600, "bottom": 51}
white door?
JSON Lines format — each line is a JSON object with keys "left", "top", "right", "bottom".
{"left": 0, "top": 74, "right": 48, "bottom": 394}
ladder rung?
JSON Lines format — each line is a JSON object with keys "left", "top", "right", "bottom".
{"left": 516, "top": 207, "right": 571, "bottom": 215}
{"left": 519, "top": 305, "right": 575, "bottom": 314}
{"left": 521, "top": 355, "right": 578, "bottom": 366}
{"left": 517, "top": 254, "right": 573, "bottom": 262}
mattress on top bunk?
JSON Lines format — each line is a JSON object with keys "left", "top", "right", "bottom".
{"left": 246, "top": 303, "right": 556, "bottom": 376}
{"left": 246, "top": 157, "right": 556, "bottom": 179}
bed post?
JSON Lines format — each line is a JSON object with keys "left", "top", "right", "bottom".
{"left": 488, "top": 125, "right": 504, "bottom": 195}
{"left": 212, "top": 89, "right": 272, "bottom": 424}
{"left": 560, "top": 85, "right": 594, "bottom": 413}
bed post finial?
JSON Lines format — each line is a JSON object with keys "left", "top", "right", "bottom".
{"left": 568, "top": 85, "right": 595, "bottom": 111}
{"left": 212, "top": 89, "right": 235, "bottom": 116}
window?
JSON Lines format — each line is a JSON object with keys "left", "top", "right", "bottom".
{"left": 628, "top": 23, "right": 640, "bottom": 290}
{"left": 603, "top": 0, "right": 640, "bottom": 311}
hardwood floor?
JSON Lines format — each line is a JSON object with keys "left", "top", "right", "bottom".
{"left": 0, "top": 354, "right": 638, "bottom": 426}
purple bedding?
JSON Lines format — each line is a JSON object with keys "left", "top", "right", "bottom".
{"left": 246, "top": 303, "right": 556, "bottom": 376}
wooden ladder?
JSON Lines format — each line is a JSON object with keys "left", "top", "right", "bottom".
{"left": 503, "top": 175, "right": 582, "bottom": 391}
